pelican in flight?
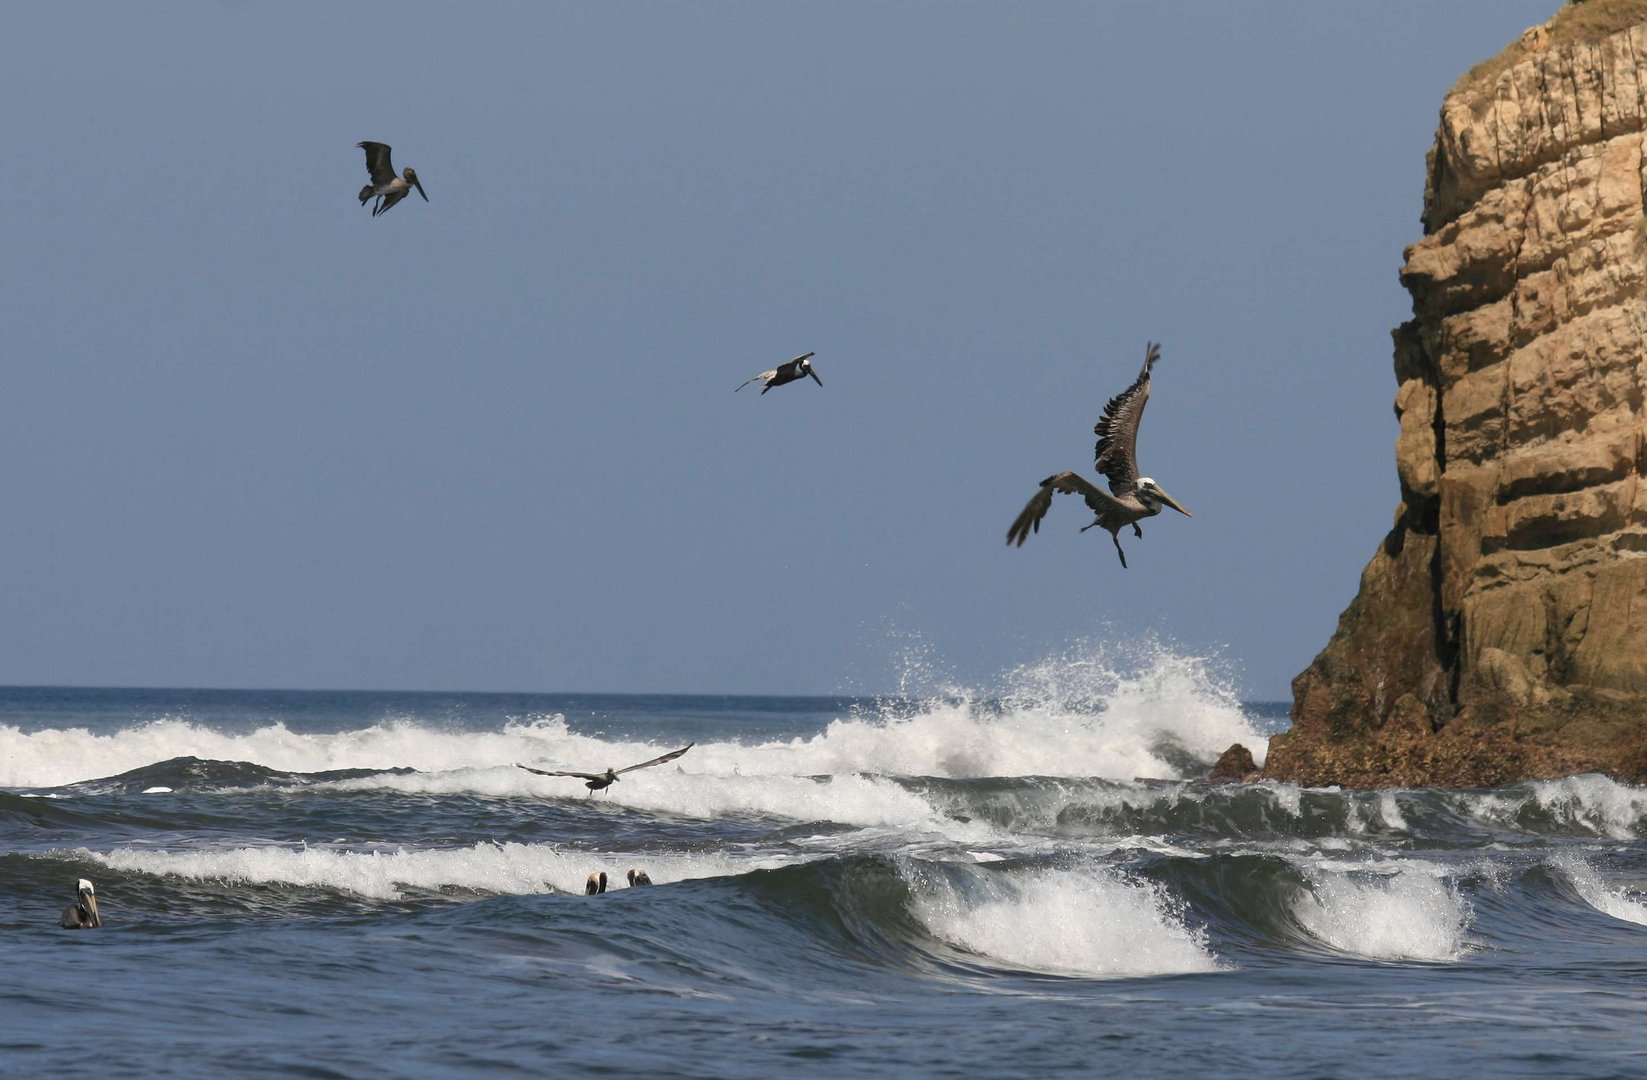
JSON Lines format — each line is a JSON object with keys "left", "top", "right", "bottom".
{"left": 736, "top": 352, "right": 821, "bottom": 394}
{"left": 357, "top": 141, "right": 428, "bottom": 217}
{"left": 517, "top": 743, "right": 694, "bottom": 795}
{"left": 585, "top": 872, "right": 608, "bottom": 895}
{"left": 1006, "top": 342, "right": 1191, "bottom": 568}
{"left": 60, "top": 878, "right": 101, "bottom": 929}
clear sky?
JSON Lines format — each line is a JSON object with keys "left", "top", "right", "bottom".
{"left": 2, "top": 2, "right": 1558, "bottom": 698}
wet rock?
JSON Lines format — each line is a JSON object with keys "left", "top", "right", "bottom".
{"left": 1207, "top": 744, "right": 1260, "bottom": 783}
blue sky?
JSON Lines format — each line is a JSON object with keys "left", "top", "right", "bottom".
{"left": 2, "top": 3, "right": 1557, "bottom": 697}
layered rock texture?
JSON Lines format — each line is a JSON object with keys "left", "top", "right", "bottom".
{"left": 1266, "top": 2, "right": 1647, "bottom": 787}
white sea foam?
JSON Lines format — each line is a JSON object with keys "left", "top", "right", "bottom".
{"left": 0, "top": 716, "right": 586, "bottom": 789}
{"left": 1552, "top": 855, "right": 1647, "bottom": 927}
{"left": 335, "top": 766, "right": 996, "bottom": 840}
{"left": 83, "top": 842, "right": 790, "bottom": 901}
{"left": 907, "top": 866, "right": 1220, "bottom": 978}
{"left": 1291, "top": 866, "right": 1471, "bottom": 962}
{"left": 1527, "top": 776, "right": 1647, "bottom": 840}
{"left": 0, "top": 641, "right": 1268, "bottom": 791}
{"left": 1459, "top": 775, "right": 1647, "bottom": 840}
{"left": 1376, "top": 791, "right": 1408, "bottom": 832}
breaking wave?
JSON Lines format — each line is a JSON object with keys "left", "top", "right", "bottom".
{"left": 84, "top": 842, "right": 793, "bottom": 901}
{"left": 1289, "top": 863, "right": 1472, "bottom": 962}
{"left": 907, "top": 865, "right": 1221, "bottom": 978}
{"left": 0, "top": 639, "right": 1268, "bottom": 790}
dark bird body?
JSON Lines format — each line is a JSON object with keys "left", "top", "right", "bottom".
{"left": 585, "top": 872, "right": 608, "bottom": 895}
{"left": 517, "top": 743, "right": 694, "bottom": 795}
{"left": 357, "top": 141, "right": 428, "bottom": 217}
{"left": 736, "top": 352, "right": 821, "bottom": 394}
{"left": 627, "top": 868, "right": 652, "bottom": 887}
{"left": 60, "top": 878, "right": 101, "bottom": 929}
{"left": 1006, "top": 343, "right": 1191, "bottom": 568}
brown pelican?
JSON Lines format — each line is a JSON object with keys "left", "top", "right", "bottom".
{"left": 60, "top": 878, "right": 101, "bottom": 929}
{"left": 736, "top": 352, "right": 821, "bottom": 394}
{"left": 585, "top": 871, "right": 608, "bottom": 895}
{"left": 1006, "top": 342, "right": 1191, "bottom": 568}
{"left": 516, "top": 743, "right": 694, "bottom": 795}
{"left": 627, "top": 868, "right": 652, "bottom": 887}
{"left": 357, "top": 141, "right": 428, "bottom": 217}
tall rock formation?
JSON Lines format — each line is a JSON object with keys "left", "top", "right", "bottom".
{"left": 1266, "top": 2, "right": 1647, "bottom": 788}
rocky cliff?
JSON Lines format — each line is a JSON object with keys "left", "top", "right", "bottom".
{"left": 1265, "top": 2, "right": 1647, "bottom": 788}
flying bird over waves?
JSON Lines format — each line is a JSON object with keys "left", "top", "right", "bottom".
{"left": 736, "top": 352, "right": 821, "bottom": 394}
{"left": 1006, "top": 342, "right": 1191, "bottom": 568}
{"left": 60, "top": 878, "right": 101, "bottom": 929}
{"left": 516, "top": 743, "right": 694, "bottom": 795}
{"left": 357, "top": 141, "right": 428, "bottom": 217}
{"left": 585, "top": 872, "right": 608, "bottom": 895}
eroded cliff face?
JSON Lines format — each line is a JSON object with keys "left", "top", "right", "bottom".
{"left": 1266, "top": 8, "right": 1647, "bottom": 787}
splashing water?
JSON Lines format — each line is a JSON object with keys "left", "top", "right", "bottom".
{"left": 1, "top": 638, "right": 1268, "bottom": 789}
{"left": 1552, "top": 855, "right": 1647, "bottom": 927}
{"left": 907, "top": 865, "right": 1221, "bottom": 978}
{"left": 1291, "top": 865, "right": 1472, "bottom": 962}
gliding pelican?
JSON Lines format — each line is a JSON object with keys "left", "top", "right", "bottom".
{"left": 517, "top": 743, "right": 694, "bottom": 795}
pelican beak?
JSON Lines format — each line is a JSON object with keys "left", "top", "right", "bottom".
{"left": 1154, "top": 486, "right": 1191, "bottom": 517}
{"left": 83, "top": 888, "right": 101, "bottom": 928}
{"left": 414, "top": 176, "right": 429, "bottom": 202}
{"left": 808, "top": 367, "right": 822, "bottom": 387}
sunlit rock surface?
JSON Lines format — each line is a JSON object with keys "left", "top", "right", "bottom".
{"left": 1268, "top": 2, "right": 1647, "bottom": 788}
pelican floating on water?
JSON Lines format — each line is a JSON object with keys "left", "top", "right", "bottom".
{"left": 1006, "top": 342, "right": 1191, "bottom": 568}
{"left": 517, "top": 743, "right": 694, "bottom": 795}
{"left": 627, "top": 868, "right": 652, "bottom": 887}
{"left": 357, "top": 141, "right": 428, "bottom": 217}
{"left": 60, "top": 878, "right": 101, "bottom": 929}
{"left": 585, "top": 872, "right": 608, "bottom": 895}
{"left": 736, "top": 352, "right": 821, "bottom": 394}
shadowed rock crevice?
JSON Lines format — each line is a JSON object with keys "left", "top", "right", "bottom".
{"left": 1268, "top": 1, "right": 1647, "bottom": 788}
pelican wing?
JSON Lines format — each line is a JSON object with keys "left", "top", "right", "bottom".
{"left": 1006, "top": 471, "right": 1127, "bottom": 546}
{"left": 358, "top": 141, "right": 397, "bottom": 185}
{"left": 1093, "top": 342, "right": 1159, "bottom": 496}
{"left": 615, "top": 743, "right": 694, "bottom": 775}
{"left": 516, "top": 764, "right": 606, "bottom": 781}
{"left": 736, "top": 367, "right": 778, "bottom": 392}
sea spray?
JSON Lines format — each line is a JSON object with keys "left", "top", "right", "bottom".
{"left": 906, "top": 864, "right": 1220, "bottom": 978}
{"left": 1290, "top": 864, "right": 1471, "bottom": 962}
{"left": 1551, "top": 855, "right": 1647, "bottom": 927}
{"left": 1, "top": 640, "right": 1269, "bottom": 789}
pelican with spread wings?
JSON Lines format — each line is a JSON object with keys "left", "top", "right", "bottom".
{"left": 516, "top": 743, "right": 694, "bottom": 795}
{"left": 1006, "top": 342, "right": 1191, "bottom": 568}
{"left": 357, "top": 141, "right": 428, "bottom": 217}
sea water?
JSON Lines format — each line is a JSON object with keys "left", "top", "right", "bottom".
{"left": 5, "top": 647, "right": 1647, "bottom": 1077}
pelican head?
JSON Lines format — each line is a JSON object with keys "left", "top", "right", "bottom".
{"left": 64, "top": 878, "right": 101, "bottom": 928}
{"left": 404, "top": 167, "right": 428, "bottom": 202}
{"left": 1136, "top": 478, "right": 1191, "bottom": 517}
{"left": 800, "top": 353, "right": 822, "bottom": 386}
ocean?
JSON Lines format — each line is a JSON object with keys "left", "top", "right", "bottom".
{"left": 5, "top": 651, "right": 1647, "bottom": 1078}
